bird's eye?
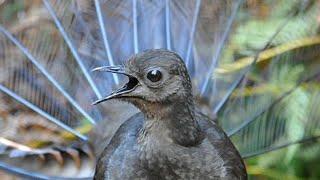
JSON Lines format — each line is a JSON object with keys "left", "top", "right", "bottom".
{"left": 147, "top": 69, "right": 162, "bottom": 82}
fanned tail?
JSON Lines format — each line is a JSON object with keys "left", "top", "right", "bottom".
{"left": 216, "top": 0, "right": 320, "bottom": 158}
{"left": 0, "top": 0, "right": 319, "bottom": 178}
{"left": 0, "top": 0, "right": 103, "bottom": 177}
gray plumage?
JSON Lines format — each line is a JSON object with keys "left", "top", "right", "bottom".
{"left": 94, "top": 49, "right": 247, "bottom": 180}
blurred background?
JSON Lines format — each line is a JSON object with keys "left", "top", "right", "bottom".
{"left": 0, "top": 0, "right": 320, "bottom": 179}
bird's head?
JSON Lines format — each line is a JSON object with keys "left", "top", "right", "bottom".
{"left": 93, "top": 49, "right": 193, "bottom": 113}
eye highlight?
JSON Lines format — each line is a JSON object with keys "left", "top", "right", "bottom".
{"left": 147, "top": 69, "right": 162, "bottom": 82}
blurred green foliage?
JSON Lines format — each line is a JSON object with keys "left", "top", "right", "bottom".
{"left": 0, "top": 0, "right": 319, "bottom": 179}
{"left": 225, "top": 0, "right": 320, "bottom": 179}
{"left": 247, "top": 141, "right": 320, "bottom": 179}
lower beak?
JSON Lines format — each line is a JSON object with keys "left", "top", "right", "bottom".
{"left": 92, "top": 65, "right": 139, "bottom": 105}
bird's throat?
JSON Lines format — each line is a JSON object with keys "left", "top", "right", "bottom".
{"left": 139, "top": 99, "right": 204, "bottom": 147}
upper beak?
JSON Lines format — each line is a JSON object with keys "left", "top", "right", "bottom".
{"left": 92, "top": 65, "right": 128, "bottom": 75}
{"left": 92, "top": 65, "right": 139, "bottom": 105}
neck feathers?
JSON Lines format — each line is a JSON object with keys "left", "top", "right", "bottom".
{"left": 139, "top": 97, "right": 204, "bottom": 147}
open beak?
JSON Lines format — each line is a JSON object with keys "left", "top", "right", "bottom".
{"left": 92, "top": 65, "right": 139, "bottom": 105}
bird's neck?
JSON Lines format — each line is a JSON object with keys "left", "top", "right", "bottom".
{"left": 139, "top": 97, "right": 204, "bottom": 147}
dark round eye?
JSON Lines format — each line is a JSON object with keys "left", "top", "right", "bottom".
{"left": 147, "top": 69, "right": 162, "bottom": 82}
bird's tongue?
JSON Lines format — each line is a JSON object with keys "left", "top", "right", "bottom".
{"left": 92, "top": 76, "right": 138, "bottom": 105}
{"left": 123, "top": 76, "right": 139, "bottom": 91}
{"left": 91, "top": 65, "right": 140, "bottom": 104}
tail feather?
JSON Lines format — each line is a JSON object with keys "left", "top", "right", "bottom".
{"left": 0, "top": 160, "right": 92, "bottom": 179}
{"left": 0, "top": 0, "right": 320, "bottom": 178}
{"left": 43, "top": 0, "right": 103, "bottom": 99}
{"left": 229, "top": 68, "right": 320, "bottom": 158}
{"left": 169, "top": 0, "right": 201, "bottom": 75}
{"left": 213, "top": 1, "right": 298, "bottom": 114}
{"left": 184, "top": 0, "right": 201, "bottom": 69}
{"left": 165, "top": 0, "right": 171, "bottom": 50}
{"left": 0, "top": 31, "right": 88, "bottom": 140}
{"left": 217, "top": 0, "right": 320, "bottom": 157}
{"left": 0, "top": 161, "right": 53, "bottom": 180}
{"left": 0, "top": 25, "right": 96, "bottom": 125}
{"left": 94, "top": 0, "right": 119, "bottom": 85}
{"left": 97, "top": 0, "right": 135, "bottom": 62}
{"left": 200, "top": 0, "right": 243, "bottom": 96}
{"left": 3, "top": 0, "right": 105, "bottom": 122}
{"left": 0, "top": 84, "right": 87, "bottom": 141}
{"left": 137, "top": 0, "right": 166, "bottom": 51}
{"left": 64, "top": 0, "right": 136, "bottom": 85}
